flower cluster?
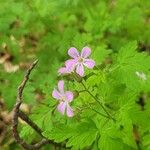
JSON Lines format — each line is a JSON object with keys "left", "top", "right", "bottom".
{"left": 52, "top": 47, "right": 95, "bottom": 117}
{"left": 58, "top": 47, "right": 95, "bottom": 76}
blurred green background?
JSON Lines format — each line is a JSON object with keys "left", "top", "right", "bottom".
{"left": 0, "top": 0, "right": 150, "bottom": 149}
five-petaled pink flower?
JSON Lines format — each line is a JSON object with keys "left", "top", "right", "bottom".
{"left": 65, "top": 46, "right": 95, "bottom": 76}
{"left": 52, "top": 80, "right": 74, "bottom": 117}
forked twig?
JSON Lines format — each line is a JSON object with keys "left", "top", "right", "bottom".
{"left": 12, "top": 60, "right": 61, "bottom": 150}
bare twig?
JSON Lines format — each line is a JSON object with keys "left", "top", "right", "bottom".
{"left": 12, "top": 60, "right": 61, "bottom": 150}
{"left": 18, "top": 111, "right": 43, "bottom": 137}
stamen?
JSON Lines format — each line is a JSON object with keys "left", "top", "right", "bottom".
{"left": 78, "top": 57, "right": 84, "bottom": 63}
{"left": 61, "top": 95, "right": 66, "bottom": 102}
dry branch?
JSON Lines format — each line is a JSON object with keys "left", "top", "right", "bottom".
{"left": 12, "top": 60, "right": 61, "bottom": 150}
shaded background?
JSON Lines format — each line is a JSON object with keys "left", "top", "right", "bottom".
{"left": 0, "top": 0, "right": 150, "bottom": 149}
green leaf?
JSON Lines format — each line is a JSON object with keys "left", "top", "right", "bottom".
{"left": 111, "top": 41, "right": 150, "bottom": 90}
{"left": 98, "top": 126, "right": 134, "bottom": 150}
{"left": 43, "top": 124, "right": 76, "bottom": 143}
{"left": 98, "top": 134, "right": 132, "bottom": 150}
{"left": 92, "top": 45, "right": 111, "bottom": 64}
{"left": 20, "top": 125, "right": 36, "bottom": 143}
{"left": 43, "top": 119, "right": 98, "bottom": 149}
{"left": 66, "top": 120, "right": 98, "bottom": 149}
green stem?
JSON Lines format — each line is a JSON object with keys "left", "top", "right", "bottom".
{"left": 77, "top": 105, "right": 110, "bottom": 119}
{"left": 78, "top": 89, "right": 86, "bottom": 93}
{"left": 81, "top": 81, "right": 116, "bottom": 122}
{"left": 109, "top": 65, "right": 120, "bottom": 73}
{"left": 88, "top": 105, "right": 110, "bottom": 119}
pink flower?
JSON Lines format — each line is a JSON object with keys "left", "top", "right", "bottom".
{"left": 52, "top": 80, "right": 74, "bottom": 117}
{"left": 58, "top": 57, "right": 76, "bottom": 75}
{"left": 65, "top": 47, "right": 95, "bottom": 76}
{"left": 58, "top": 64, "right": 73, "bottom": 75}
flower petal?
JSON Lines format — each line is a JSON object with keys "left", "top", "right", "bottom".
{"left": 58, "top": 67, "right": 68, "bottom": 74}
{"left": 68, "top": 47, "right": 79, "bottom": 58}
{"left": 84, "top": 59, "right": 95, "bottom": 68}
{"left": 65, "top": 91, "right": 73, "bottom": 102}
{"left": 65, "top": 59, "right": 77, "bottom": 71}
{"left": 76, "top": 63, "right": 84, "bottom": 76}
{"left": 66, "top": 104, "right": 74, "bottom": 117}
{"left": 58, "top": 80, "right": 64, "bottom": 93}
{"left": 57, "top": 102, "right": 66, "bottom": 115}
{"left": 81, "top": 47, "right": 91, "bottom": 58}
{"left": 52, "top": 89, "right": 61, "bottom": 100}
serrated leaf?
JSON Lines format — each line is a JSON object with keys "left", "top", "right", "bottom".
{"left": 43, "top": 124, "right": 75, "bottom": 143}
{"left": 66, "top": 120, "right": 98, "bottom": 149}
{"left": 92, "top": 45, "right": 111, "bottom": 64}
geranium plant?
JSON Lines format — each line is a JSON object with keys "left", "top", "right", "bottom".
{"left": 13, "top": 42, "right": 150, "bottom": 150}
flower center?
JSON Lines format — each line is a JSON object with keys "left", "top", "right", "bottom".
{"left": 78, "top": 57, "right": 84, "bottom": 63}
{"left": 61, "top": 95, "right": 66, "bottom": 102}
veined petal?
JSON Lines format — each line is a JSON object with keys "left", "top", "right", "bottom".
{"left": 66, "top": 104, "right": 74, "bottom": 117}
{"left": 65, "top": 91, "right": 73, "bottom": 102}
{"left": 65, "top": 59, "right": 77, "bottom": 71}
{"left": 57, "top": 102, "right": 66, "bottom": 115}
{"left": 83, "top": 59, "right": 95, "bottom": 68}
{"left": 68, "top": 47, "right": 79, "bottom": 58}
{"left": 76, "top": 63, "right": 84, "bottom": 76}
{"left": 58, "top": 80, "right": 64, "bottom": 93}
{"left": 81, "top": 47, "right": 91, "bottom": 58}
{"left": 52, "top": 89, "right": 61, "bottom": 100}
